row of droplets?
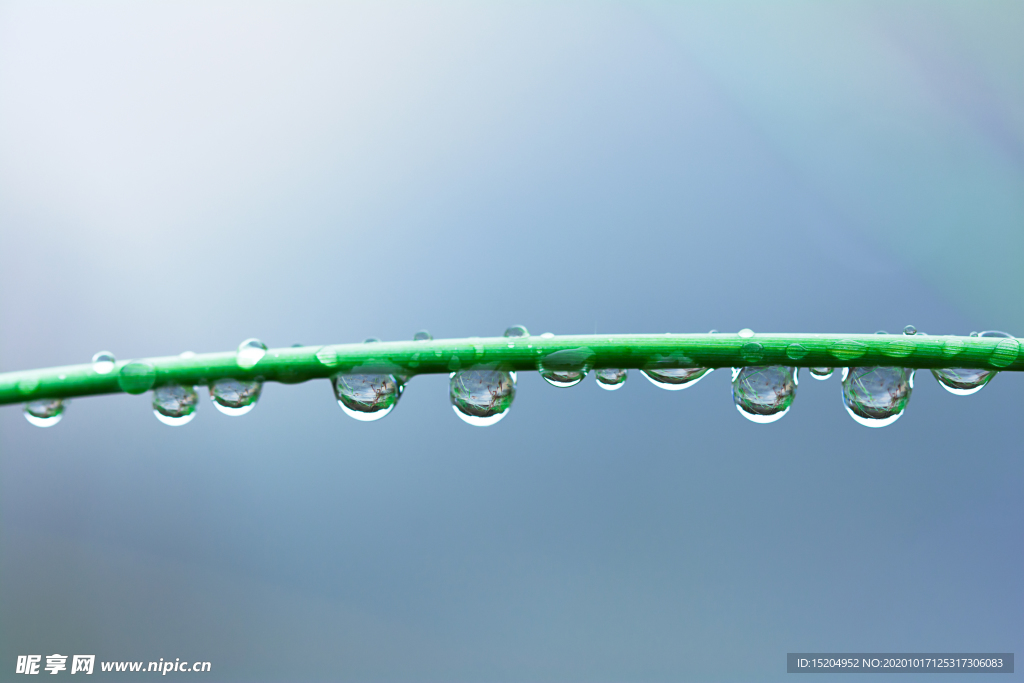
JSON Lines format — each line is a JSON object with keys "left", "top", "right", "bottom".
{"left": 21, "top": 327, "right": 1015, "bottom": 429}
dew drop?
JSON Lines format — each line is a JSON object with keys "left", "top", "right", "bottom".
{"left": 941, "top": 338, "right": 965, "bottom": 358}
{"left": 987, "top": 332, "right": 1019, "bottom": 368}
{"left": 92, "top": 351, "right": 116, "bottom": 375}
{"left": 740, "top": 342, "right": 764, "bottom": 362}
{"left": 785, "top": 343, "right": 808, "bottom": 360}
{"left": 315, "top": 346, "right": 340, "bottom": 367}
{"left": 179, "top": 351, "right": 197, "bottom": 359}
{"left": 24, "top": 399, "right": 64, "bottom": 427}
{"left": 595, "top": 368, "right": 628, "bottom": 391}
{"left": 903, "top": 325, "right": 917, "bottom": 335}
{"left": 841, "top": 367, "right": 913, "bottom": 428}
{"left": 809, "top": 367, "right": 833, "bottom": 380}
{"left": 118, "top": 361, "right": 156, "bottom": 394}
{"left": 210, "top": 378, "right": 262, "bottom": 416}
{"left": 413, "top": 330, "right": 433, "bottom": 341}
{"left": 17, "top": 377, "right": 40, "bottom": 394}
{"left": 364, "top": 337, "right": 380, "bottom": 344}
{"left": 731, "top": 366, "right": 797, "bottom": 423}
{"left": 829, "top": 339, "right": 867, "bottom": 361}
{"left": 152, "top": 384, "right": 199, "bottom": 426}
{"left": 933, "top": 331, "right": 1015, "bottom": 394}
{"left": 504, "top": 325, "right": 529, "bottom": 338}
{"left": 641, "top": 367, "right": 711, "bottom": 390}
{"left": 738, "top": 328, "right": 755, "bottom": 338}
{"left": 540, "top": 332, "right": 555, "bottom": 339}
{"left": 450, "top": 369, "right": 515, "bottom": 426}
{"left": 537, "top": 348, "right": 594, "bottom": 388}
{"left": 332, "top": 373, "right": 399, "bottom": 421}
{"left": 236, "top": 338, "right": 267, "bottom": 369}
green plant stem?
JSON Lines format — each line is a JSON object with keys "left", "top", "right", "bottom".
{"left": 1, "top": 333, "right": 1019, "bottom": 406}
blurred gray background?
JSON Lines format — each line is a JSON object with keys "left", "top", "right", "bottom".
{"left": 1, "top": 1, "right": 1022, "bottom": 681}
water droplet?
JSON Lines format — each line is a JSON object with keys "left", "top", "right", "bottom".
{"left": 504, "top": 325, "right": 529, "bottom": 338}
{"left": 92, "top": 351, "right": 116, "bottom": 375}
{"left": 883, "top": 339, "right": 915, "bottom": 357}
{"left": 152, "top": 384, "right": 198, "bottom": 426}
{"left": 315, "top": 346, "right": 339, "bottom": 367}
{"left": 179, "top": 351, "right": 196, "bottom": 359}
{"left": 331, "top": 373, "right": 399, "bottom": 421}
{"left": 363, "top": 337, "right": 380, "bottom": 344}
{"left": 740, "top": 342, "right": 764, "bottom": 362}
{"left": 932, "top": 331, "right": 1014, "bottom": 394}
{"left": 809, "top": 367, "right": 833, "bottom": 380}
{"left": 738, "top": 328, "right": 755, "bottom": 338}
{"left": 291, "top": 343, "right": 304, "bottom": 348}
{"left": 708, "top": 329, "right": 719, "bottom": 334}
{"left": 537, "top": 347, "right": 594, "bottom": 388}
{"left": 985, "top": 331, "right": 1018, "bottom": 368}
{"left": 450, "top": 369, "right": 515, "bottom": 426}
{"left": 210, "top": 378, "right": 262, "bottom": 416}
{"left": 595, "top": 368, "right": 628, "bottom": 390}
{"left": 413, "top": 330, "right": 432, "bottom": 341}
{"left": 540, "top": 332, "right": 555, "bottom": 339}
{"left": 931, "top": 367, "right": 995, "bottom": 396}
{"left": 829, "top": 339, "right": 867, "bottom": 361}
{"left": 785, "top": 343, "right": 808, "bottom": 360}
{"left": 903, "top": 325, "right": 917, "bottom": 335}
{"left": 732, "top": 366, "right": 797, "bottom": 423}
{"left": 17, "top": 377, "right": 40, "bottom": 394}
{"left": 236, "top": 338, "right": 267, "bottom": 369}
{"left": 118, "top": 361, "right": 156, "bottom": 394}
{"left": 641, "top": 367, "right": 711, "bottom": 390}
{"left": 841, "top": 367, "right": 913, "bottom": 428}
{"left": 875, "top": 330, "right": 888, "bottom": 335}
{"left": 24, "top": 399, "right": 64, "bottom": 427}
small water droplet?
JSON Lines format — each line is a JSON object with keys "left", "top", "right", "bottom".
{"left": 450, "top": 369, "right": 515, "bottom": 426}
{"left": 92, "top": 351, "right": 116, "bottom": 375}
{"left": 883, "top": 339, "right": 915, "bottom": 357}
{"left": 941, "top": 338, "right": 965, "bottom": 357}
{"left": 332, "top": 373, "right": 399, "bottom": 421}
{"left": 732, "top": 366, "right": 797, "bottom": 423}
{"left": 829, "top": 339, "right": 867, "bottom": 361}
{"left": 236, "top": 338, "right": 267, "bottom": 369}
{"left": 363, "top": 337, "right": 380, "bottom": 344}
{"left": 540, "top": 332, "right": 554, "bottom": 339}
{"left": 809, "top": 367, "right": 833, "bottom": 380}
{"left": 152, "top": 384, "right": 198, "bottom": 426}
{"left": 24, "top": 399, "right": 64, "bottom": 427}
{"left": 903, "top": 325, "right": 917, "bottom": 335}
{"left": 315, "top": 346, "right": 339, "bottom": 367}
{"left": 875, "top": 330, "right": 888, "bottom": 335}
{"left": 841, "top": 367, "right": 913, "bottom": 427}
{"left": 179, "top": 351, "right": 196, "bottom": 359}
{"left": 595, "top": 368, "right": 628, "bottom": 390}
{"left": 738, "top": 328, "right": 754, "bottom": 338}
{"left": 413, "top": 330, "right": 432, "bottom": 341}
{"left": 785, "top": 343, "right": 808, "bottom": 360}
{"left": 641, "top": 367, "right": 711, "bottom": 390}
{"left": 504, "top": 325, "right": 529, "bottom": 338}
{"left": 210, "top": 378, "right": 262, "bottom": 416}
{"left": 537, "top": 348, "right": 595, "bottom": 388}
{"left": 291, "top": 343, "right": 304, "bottom": 348}
{"left": 969, "top": 331, "right": 979, "bottom": 337}
{"left": 740, "top": 342, "right": 764, "bottom": 362}
{"left": 118, "top": 361, "right": 156, "bottom": 394}
{"left": 708, "top": 329, "right": 719, "bottom": 334}
{"left": 985, "top": 331, "right": 1018, "bottom": 368}
{"left": 58, "top": 374, "right": 66, "bottom": 381}
{"left": 18, "top": 377, "right": 40, "bottom": 394}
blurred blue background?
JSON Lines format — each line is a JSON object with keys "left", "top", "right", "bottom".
{"left": 1, "top": 2, "right": 1022, "bottom": 681}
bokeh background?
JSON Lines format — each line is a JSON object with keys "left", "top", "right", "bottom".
{"left": 1, "top": 1, "right": 1022, "bottom": 681}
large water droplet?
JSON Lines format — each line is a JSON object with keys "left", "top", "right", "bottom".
{"left": 841, "top": 367, "right": 913, "bottom": 428}
{"left": 210, "top": 378, "right": 262, "bottom": 416}
{"left": 236, "top": 338, "right": 267, "bottom": 369}
{"left": 92, "top": 351, "right": 116, "bottom": 375}
{"left": 504, "top": 325, "right": 529, "bottom": 338}
{"left": 641, "top": 367, "right": 711, "bottom": 390}
{"left": 413, "top": 330, "right": 433, "bottom": 341}
{"left": 932, "top": 331, "right": 1015, "bottom": 395}
{"left": 152, "top": 384, "right": 199, "bottom": 426}
{"left": 732, "top": 366, "right": 797, "bottom": 423}
{"left": 24, "top": 399, "right": 64, "bottom": 427}
{"left": 450, "top": 369, "right": 515, "bottom": 426}
{"left": 118, "top": 361, "right": 156, "bottom": 394}
{"left": 332, "top": 373, "right": 399, "bottom": 421}
{"left": 903, "top": 325, "right": 917, "bottom": 335}
{"left": 809, "top": 367, "right": 833, "bottom": 380}
{"left": 595, "top": 368, "right": 627, "bottom": 390}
